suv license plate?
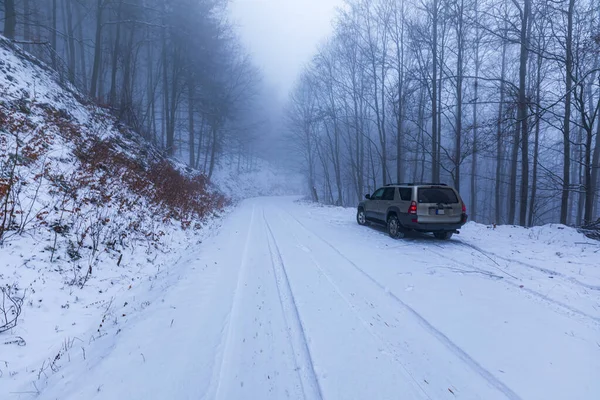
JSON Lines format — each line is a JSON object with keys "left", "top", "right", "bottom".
{"left": 436, "top": 209, "right": 445, "bottom": 215}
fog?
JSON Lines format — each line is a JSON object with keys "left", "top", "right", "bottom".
{"left": 231, "top": 0, "right": 343, "bottom": 100}
{"left": 2, "top": 0, "right": 598, "bottom": 226}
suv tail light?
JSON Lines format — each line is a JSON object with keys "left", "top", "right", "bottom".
{"left": 408, "top": 201, "right": 418, "bottom": 215}
{"left": 462, "top": 202, "right": 467, "bottom": 214}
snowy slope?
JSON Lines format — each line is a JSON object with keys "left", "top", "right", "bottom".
{"left": 28, "top": 197, "right": 600, "bottom": 400}
{"left": 0, "top": 36, "right": 226, "bottom": 396}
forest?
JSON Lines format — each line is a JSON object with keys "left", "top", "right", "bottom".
{"left": 0, "top": 0, "right": 263, "bottom": 182}
{"left": 1, "top": 0, "right": 599, "bottom": 227}
{"left": 287, "top": 0, "right": 600, "bottom": 227}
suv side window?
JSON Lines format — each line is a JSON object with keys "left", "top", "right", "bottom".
{"left": 399, "top": 188, "right": 412, "bottom": 201}
{"left": 382, "top": 188, "right": 395, "bottom": 201}
{"left": 371, "top": 188, "right": 385, "bottom": 200}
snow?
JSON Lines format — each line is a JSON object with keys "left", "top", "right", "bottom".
{"left": 211, "top": 158, "right": 304, "bottom": 201}
{"left": 1, "top": 217, "right": 225, "bottom": 393}
{"left": 8, "top": 197, "right": 598, "bottom": 400}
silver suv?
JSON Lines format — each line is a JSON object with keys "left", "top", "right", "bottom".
{"left": 356, "top": 183, "right": 468, "bottom": 240}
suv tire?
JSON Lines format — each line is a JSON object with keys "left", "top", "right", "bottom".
{"left": 387, "top": 215, "right": 404, "bottom": 239}
{"left": 357, "top": 208, "right": 368, "bottom": 226}
{"left": 434, "top": 231, "right": 453, "bottom": 240}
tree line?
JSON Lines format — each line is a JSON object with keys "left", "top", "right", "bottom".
{"left": 1, "top": 0, "right": 262, "bottom": 179}
{"left": 287, "top": 0, "right": 600, "bottom": 227}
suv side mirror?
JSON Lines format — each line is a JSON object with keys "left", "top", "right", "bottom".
{"left": 365, "top": 194, "right": 371, "bottom": 200}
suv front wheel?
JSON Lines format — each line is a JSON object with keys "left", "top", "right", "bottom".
{"left": 387, "top": 215, "right": 404, "bottom": 239}
{"left": 357, "top": 208, "right": 368, "bottom": 226}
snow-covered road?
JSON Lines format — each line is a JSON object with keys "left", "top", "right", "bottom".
{"left": 35, "top": 197, "right": 600, "bottom": 400}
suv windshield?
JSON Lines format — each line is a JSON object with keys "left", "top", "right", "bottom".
{"left": 418, "top": 187, "right": 458, "bottom": 204}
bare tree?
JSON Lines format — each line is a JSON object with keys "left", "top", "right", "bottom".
{"left": 3, "top": 0, "right": 16, "bottom": 39}
{"left": 560, "top": 0, "right": 575, "bottom": 224}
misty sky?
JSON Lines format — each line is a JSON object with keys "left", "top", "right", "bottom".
{"left": 231, "top": 0, "right": 343, "bottom": 100}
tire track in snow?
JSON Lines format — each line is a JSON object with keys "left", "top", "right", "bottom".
{"left": 213, "top": 204, "right": 256, "bottom": 400}
{"left": 263, "top": 210, "right": 324, "bottom": 400}
{"left": 429, "top": 244, "right": 600, "bottom": 326}
{"left": 452, "top": 239, "right": 600, "bottom": 292}
{"left": 282, "top": 209, "right": 523, "bottom": 400}
{"left": 273, "top": 210, "right": 433, "bottom": 399}
{"left": 340, "top": 219, "right": 600, "bottom": 325}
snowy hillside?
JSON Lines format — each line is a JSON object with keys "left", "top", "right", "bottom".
{"left": 0, "top": 37, "right": 226, "bottom": 395}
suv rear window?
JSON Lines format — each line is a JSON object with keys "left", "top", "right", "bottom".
{"left": 418, "top": 187, "right": 458, "bottom": 204}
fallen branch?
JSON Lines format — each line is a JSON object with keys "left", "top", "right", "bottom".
{"left": 578, "top": 219, "right": 600, "bottom": 241}
{"left": 0, "top": 287, "right": 24, "bottom": 334}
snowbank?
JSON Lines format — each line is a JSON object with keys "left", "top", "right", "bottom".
{"left": 297, "top": 201, "right": 600, "bottom": 285}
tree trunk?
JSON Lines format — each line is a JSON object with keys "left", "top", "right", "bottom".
{"left": 454, "top": 0, "right": 464, "bottom": 192}
{"left": 145, "top": 26, "right": 156, "bottom": 141}
{"left": 120, "top": 24, "right": 136, "bottom": 119}
{"left": 580, "top": 76, "right": 598, "bottom": 225}
{"left": 529, "top": 51, "right": 542, "bottom": 227}
{"left": 3, "top": 0, "right": 17, "bottom": 39}
{"left": 394, "top": 0, "right": 405, "bottom": 184}
{"left": 75, "top": 2, "right": 88, "bottom": 92}
{"left": 208, "top": 125, "right": 218, "bottom": 180}
{"left": 431, "top": 0, "right": 439, "bottom": 182}
{"left": 90, "top": 0, "right": 104, "bottom": 99}
{"left": 518, "top": 0, "right": 530, "bottom": 227}
{"left": 508, "top": 118, "right": 519, "bottom": 225}
{"left": 593, "top": 6, "right": 600, "bottom": 219}
{"left": 352, "top": 84, "right": 363, "bottom": 201}
{"left": 324, "top": 68, "right": 344, "bottom": 204}
{"left": 560, "top": 0, "right": 575, "bottom": 225}
{"left": 33, "top": 4, "right": 43, "bottom": 58}
{"left": 203, "top": 128, "right": 211, "bottom": 173}
{"left": 65, "top": 0, "right": 77, "bottom": 84}
{"left": 471, "top": 2, "right": 480, "bottom": 222}
{"left": 369, "top": 142, "right": 377, "bottom": 190}
{"left": 188, "top": 75, "right": 195, "bottom": 167}
{"left": 577, "top": 123, "right": 585, "bottom": 225}
{"left": 368, "top": 42, "right": 387, "bottom": 185}
{"left": 109, "top": 0, "right": 124, "bottom": 106}
{"left": 592, "top": 111, "right": 600, "bottom": 219}
{"left": 161, "top": 7, "right": 172, "bottom": 154}
{"left": 24, "top": 0, "right": 31, "bottom": 44}
{"left": 496, "top": 27, "right": 508, "bottom": 224}
{"left": 194, "top": 117, "right": 205, "bottom": 170}
{"left": 416, "top": 86, "right": 425, "bottom": 182}
{"left": 437, "top": 10, "right": 446, "bottom": 183}
{"left": 51, "top": 0, "right": 57, "bottom": 69}
{"left": 308, "top": 129, "right": 316, "bottom": 200}
{"left": 168, "top": 48, "right": 180, "bottom": 156}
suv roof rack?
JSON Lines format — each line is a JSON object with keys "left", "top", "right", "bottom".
{"left": 388, "top": 182, "right": 448, "bottom": 187}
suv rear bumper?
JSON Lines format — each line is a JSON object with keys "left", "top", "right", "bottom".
{"left": 400, "top": 214, "right": 468, "bottom": 232}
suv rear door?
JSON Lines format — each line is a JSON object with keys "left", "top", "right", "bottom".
{"left": 416, "top": 186, "right": 462, "bottom": 223}
{"left": 379, "top": 187, "right": 396, "bottom": 221}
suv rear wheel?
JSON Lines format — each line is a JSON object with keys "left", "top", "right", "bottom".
{"left": 357, "top": 208, "right": 368, "bottom": 226}
{"left": 434, "top": 231, "right": 453, "bottom": 240}
{"left": 387, "top": 215, "right": 404, "bottom": 239}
